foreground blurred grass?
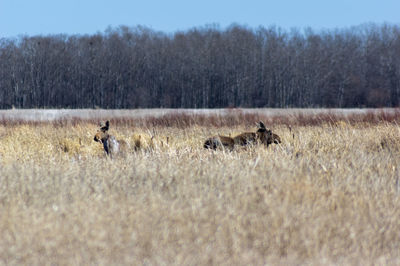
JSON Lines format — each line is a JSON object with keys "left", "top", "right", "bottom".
{"left": 0, "top": 120, "right": 400, "bottom": 265}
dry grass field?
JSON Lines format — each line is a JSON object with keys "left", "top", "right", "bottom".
{"left": 0, "top": 109, "right": 400, "bottom": 265}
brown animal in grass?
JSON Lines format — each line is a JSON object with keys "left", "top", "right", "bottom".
{"left": 93, "top": 121, "right": 129, "bottom": 157}
{"left": 204, "top": 121, "right": 281, "bottom": 150}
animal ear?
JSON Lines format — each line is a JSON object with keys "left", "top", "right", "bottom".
{"left": 100, "top": 120, "right": 110, "bottom": 132}
{"left": 258, "top": 121, "right": 266, "bottom": 129}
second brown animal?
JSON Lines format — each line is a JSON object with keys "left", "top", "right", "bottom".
{"left": 204, "top": 122, "right": 281, "bottom": 150}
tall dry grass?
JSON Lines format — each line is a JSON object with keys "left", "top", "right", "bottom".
{"left": 0, "top": 112, "right": 400, "bottom": 265}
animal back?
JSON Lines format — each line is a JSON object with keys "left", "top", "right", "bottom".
{"left": 233, "top": 132, "right": 257, "bottom": 146}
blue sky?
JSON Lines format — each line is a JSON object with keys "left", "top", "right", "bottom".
{"left": 1, "top": 0, "right": 399, "bottom": 38}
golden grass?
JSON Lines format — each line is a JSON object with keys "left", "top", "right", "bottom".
{"left": 0, "top": 121, "right": 400, "bottom": 265}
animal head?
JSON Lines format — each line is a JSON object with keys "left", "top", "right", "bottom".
{"left": 93, "top": 120, "right": 110, "bottom": 143}
{"left": 256, "top": 121, "right": 274, "bottom": 146}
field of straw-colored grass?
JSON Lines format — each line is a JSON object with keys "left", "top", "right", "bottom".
{"left": 0, "top": 111, "right": 400, "bottom": 265}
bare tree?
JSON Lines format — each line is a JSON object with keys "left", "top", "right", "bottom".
{"left": 0, "top": 24, "right": 399, "bottom": 109}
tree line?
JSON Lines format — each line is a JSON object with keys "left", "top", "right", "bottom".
{"left": 0, "top": 23, "right": 400, "bottom": 109}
